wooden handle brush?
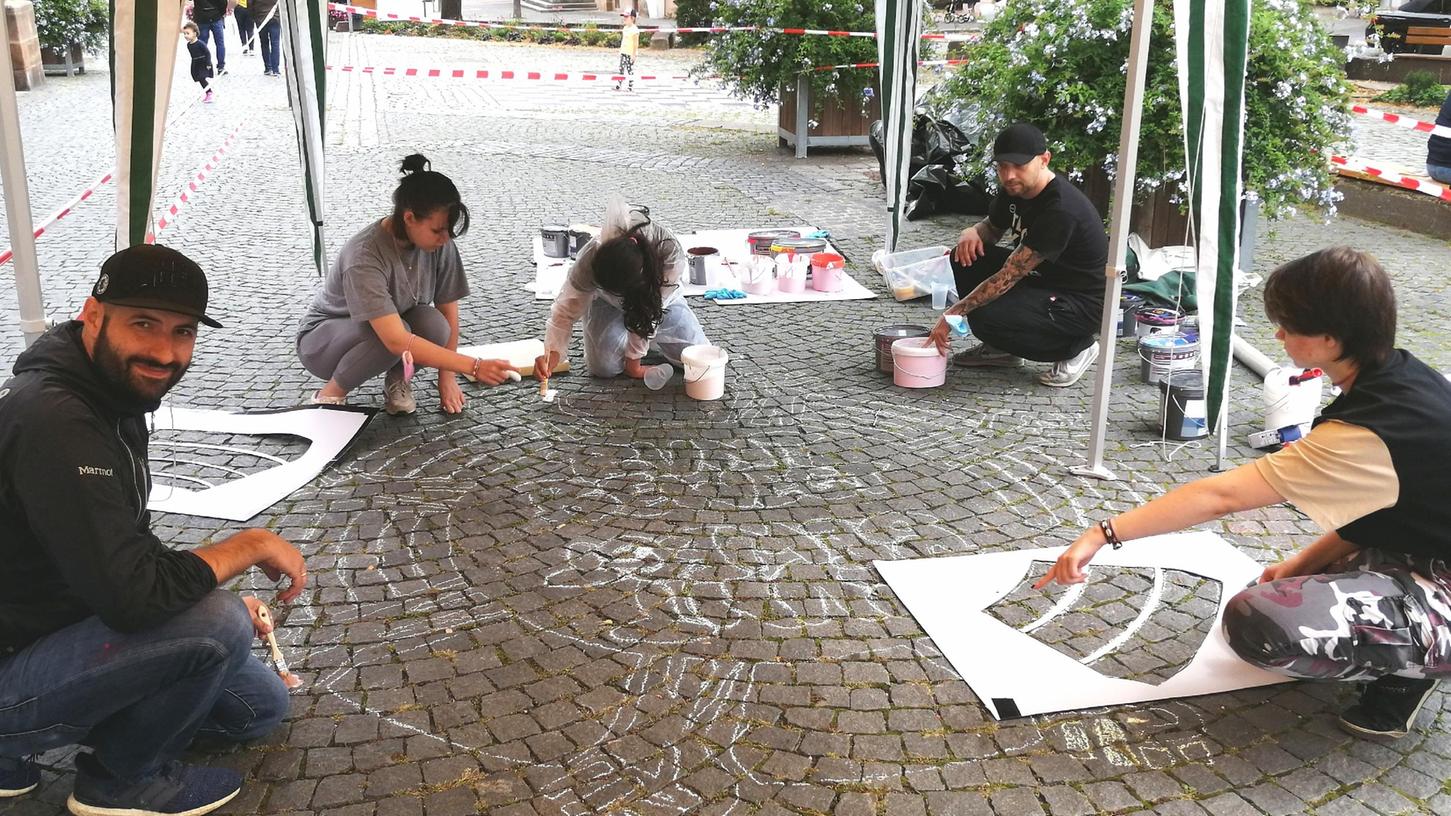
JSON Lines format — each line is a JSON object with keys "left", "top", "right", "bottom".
{"left": 255, "top": 603, "right": 303, "bottom": 689}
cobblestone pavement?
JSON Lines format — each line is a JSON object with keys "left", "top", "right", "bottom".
{"left": 3, "top": 26, "right": 1451, "bottom": 816}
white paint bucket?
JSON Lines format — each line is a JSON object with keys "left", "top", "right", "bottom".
{"left": 681, "top": 344, "right": 729, "bottom": 401}
{"left": 891, "top": 338, "right": 947, "bottom": 388}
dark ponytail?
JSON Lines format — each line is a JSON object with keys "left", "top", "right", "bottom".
{"left": 391, "top": 153, "right": 470, "bottom": 240}
{"left": 593, "top": 224, "right": 667, "bottom": 339}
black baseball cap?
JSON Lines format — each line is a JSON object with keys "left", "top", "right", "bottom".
{"left": 620, "top": 6, "right": 637, "bottom": 17}
{"left": 992, "top": 122, "right": 1048, "bottom": 165}
{"left": 91, "top": 244, "right": 222, "bottom": 328}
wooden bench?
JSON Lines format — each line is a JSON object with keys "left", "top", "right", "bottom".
{"left": 1406, "top": 25, "right": 1451, "bottom": 49}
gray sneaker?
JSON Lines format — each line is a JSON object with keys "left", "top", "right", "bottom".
{"left": 383, "top": 369, "right": 416, "bottom": 416}
{"left": 1039, "top": 341, "right": 1100, "bottom": 387}
{"left": 952, "top": 343, "right": 1024, "bottom": 368}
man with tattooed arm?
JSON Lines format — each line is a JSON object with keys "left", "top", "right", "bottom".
{"left": 925, "top": 123, "right": 1109, "bottom": 387}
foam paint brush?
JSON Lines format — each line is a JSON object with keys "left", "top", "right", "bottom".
{"left": 255, "top": 603, "right": 304, "bottom": 689}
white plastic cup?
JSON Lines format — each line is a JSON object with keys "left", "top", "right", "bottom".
{"left": 643, "top": 363, "right": 673, "bottom": 390}
{"left": 931, "top": 280, "right": 949, "bottom": 310}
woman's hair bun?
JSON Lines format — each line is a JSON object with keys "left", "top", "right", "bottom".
{"left": 400, "top": 154, "right": 431, "bottom": 176}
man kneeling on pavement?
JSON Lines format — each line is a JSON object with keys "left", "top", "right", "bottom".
{"left": 0, "top": 245, "right": 306, "bottom": 816}
{"left": 926, "top": 122, "right": 1109, "bottom": 387}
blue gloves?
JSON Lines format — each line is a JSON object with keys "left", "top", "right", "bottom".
{"left": 704, "top": 288, "right": 747, "bottom": 300}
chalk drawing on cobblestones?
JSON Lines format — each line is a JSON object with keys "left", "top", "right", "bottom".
{"left": 146, "top": 405, "right": 375, "bottom": 521}
{"left": 258, "top": 391, "right": 1231, "bottom": 810}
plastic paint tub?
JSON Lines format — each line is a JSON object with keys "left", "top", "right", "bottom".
{"left": 1159, "top": 369, "right": 1208, "bottom": 441}
{"left": 777, "top": 272, "right": 806, "bottom": 293}
{"left": 681, "top": 344, "right": 729, "bottom": 400}
{"left": 874, "top": 325, "right": 929, "bottom": 374}
{"left": 747, "top": 229, "right": 801, "bottom": 256}
{"left": 809, "top": 253, "right": 845, "bottom": 292}
{"left": 1138, "top": 332, "right": 1200, "bottom": 384}
{"left": 1134, "top": 306, "right": 1183, "bottom": 338}
{"left": 773, "top": 238, "right": 828, "bottom": 257}
{"left": 892, "top": 337, "right": 947, "bottom": 388}
{"left": 1117, "top": 293, "right": 1146, "bottom": 338}
{"left": 744, "top": 276, "right": 776, "bottom": 296}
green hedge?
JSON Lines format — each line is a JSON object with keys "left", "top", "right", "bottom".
{"left": 358, "top": 18, "right": 645, "bottom": 48}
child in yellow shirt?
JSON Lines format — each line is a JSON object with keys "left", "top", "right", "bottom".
{"left": 616, "top": 7, "right": 639, "bottom": 92}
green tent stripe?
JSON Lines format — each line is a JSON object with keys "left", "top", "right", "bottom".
{"left": 1207, "top": 0, "right": 1250, "bottom": 428}
{"left": 1185, "top": 0, "right": 1206, "bottom": 231}
{"left": 127, "top": 0, "right": 159, "bottom": 246}
{"left": 309, "top": 0, "right": 326, "bottom": 131}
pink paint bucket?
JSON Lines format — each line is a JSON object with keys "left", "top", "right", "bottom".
{"left": 681, "top": 344, "right": 729, "bottom": 400}
{"left": 891, "top": 338, "right": 946, "bottom": 388}
{"left": 777, "top": 272, "right": 806, "bottom": 293}
{"left": 811, "top": 253, "right": 845, "bottom": 292}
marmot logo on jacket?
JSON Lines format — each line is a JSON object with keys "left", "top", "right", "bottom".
{"left": 77, "top": 465, "right": 114, "bottom": 477}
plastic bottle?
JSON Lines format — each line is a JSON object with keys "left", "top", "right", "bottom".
{"left": 643, "top": 363, "right": 674, "bottom": 391}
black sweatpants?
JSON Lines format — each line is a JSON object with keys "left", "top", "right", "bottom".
{"left": 951, "top": 245, "right": 1104, "bottom": 363}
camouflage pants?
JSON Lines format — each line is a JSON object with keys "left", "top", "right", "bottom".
{"left": 1223, "top": 549, "right": 1451, "bottom": 681}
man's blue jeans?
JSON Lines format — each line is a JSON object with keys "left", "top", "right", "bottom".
{"left": 258, "top": 18, "right": 281, "bottom": 74}
{"left": 1429, "top": 164, "right": 1451, "bottom": 185}
{"left": 196, "top": 18, "right": 227, "bottom": 71}
{"left": 0, "top": 591, "right": 287, "bottom": 779}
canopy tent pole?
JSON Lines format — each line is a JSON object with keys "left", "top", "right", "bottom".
{"left": 876, "top": 0, "right": 922, "bottom": 253}
{"left": 0, "top": 3, "right": 47, "bottom": 346}
{"left": 281, "top": 0, "right": 328, "bottom": 276}
{"left": 1073, "top": 0, "right": 1155, "bottom": 481}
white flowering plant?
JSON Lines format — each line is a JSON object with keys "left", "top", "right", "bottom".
{"left": 694, "top": 0, "right": 881, "bottom": 113}
{"left": 937, "top": 0, "right": 1352, "bottom": 219}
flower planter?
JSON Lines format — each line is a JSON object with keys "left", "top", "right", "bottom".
{"left": 40, "top": 41, "right": 84, "bottom": 76}
{"left": 777, "top": 75, "right": 881, "bottom": 159}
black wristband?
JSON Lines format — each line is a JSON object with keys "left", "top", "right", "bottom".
{"left": 1099, "top": 519, "right": 1124, "bottom": 550}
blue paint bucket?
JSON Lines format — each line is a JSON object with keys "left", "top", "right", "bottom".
{"left": 1138, "top": 332, "right": 1199, "bottom": 384}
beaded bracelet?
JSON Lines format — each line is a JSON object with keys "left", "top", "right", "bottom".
{"left": 1098, "top": 518, "right": 1124, "bottom": 550}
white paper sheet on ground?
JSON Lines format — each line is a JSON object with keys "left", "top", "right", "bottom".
{"left": 874, "top": 532, "right": 1291, "bottom": 720}
{"left": 147, "top": 405, "right": 376, "bottom": 522}
{"left": 455, "top": 338, "right": 570, "bottom": 379}
{"left": 525, "top": 226, "right": 862, "bottom": 303}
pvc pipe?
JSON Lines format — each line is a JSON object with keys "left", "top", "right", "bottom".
{"left": 0, "top": 5, "right": 47, "bottom": 346}
{"left": 1231, "top": 335, "right": 1277, "bottom": 380}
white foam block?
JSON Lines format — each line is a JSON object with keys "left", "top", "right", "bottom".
{"left": 873, "top": 532, "right": 1291, "bottom": 720}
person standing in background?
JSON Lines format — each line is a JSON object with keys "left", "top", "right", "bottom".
{"left": 234, "top": 0, "right": 255, "bottom": 55}
{"left": 615, "top": 7, "right": 639, "bottom": 92}
{"left": 1427, "top": 88, "right": 1451, "bottom": 184}
{"left": 251, "top": 0, "right": 280, "bottom": 76}
{"left": 191, "top": 0, "right": 230, "bottom": 74}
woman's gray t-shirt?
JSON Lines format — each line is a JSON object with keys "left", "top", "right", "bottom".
{"left": 298, "top": 221, "right": 470, "bottom": 337}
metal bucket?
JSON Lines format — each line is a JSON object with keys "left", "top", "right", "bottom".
{"left": 541, "top": 225, "right": 569, "bottom": 259}
{"left": 747, "top": 229, "right": 802, "bottom": 256}
{"left": 874, "top": 324, "right": 930, "bottom": 374}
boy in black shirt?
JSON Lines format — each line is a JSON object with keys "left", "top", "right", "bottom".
{"left": 925, "top": 123, "right": 1109, "bottom": 387}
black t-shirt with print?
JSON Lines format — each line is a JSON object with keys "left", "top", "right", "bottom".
{"left": 988, "top": 174, "right": 1108, "bottom": 293}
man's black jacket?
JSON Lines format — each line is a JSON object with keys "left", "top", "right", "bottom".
{"left": 0, "top": 322, "right": 215, "bottom": 655}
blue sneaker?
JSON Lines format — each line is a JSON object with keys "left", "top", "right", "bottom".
{"left": 0, "top": 755, "right": 39, "bottom": 797}
{"left": 67, "top": 753, "right": 241, "bottom": 816}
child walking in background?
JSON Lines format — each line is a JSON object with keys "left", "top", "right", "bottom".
{"left": 183, "top": 21, "right": 215, "bottom": 103}
{"left": 615, "top": 7, "right": 639, "bottom": 92}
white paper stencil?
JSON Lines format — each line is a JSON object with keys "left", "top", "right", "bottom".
{"left": 874, "top": 532, "right": 1291, "bottom": 719}
{"left": 147, "top": 405, "right": 377, "bottom": 522}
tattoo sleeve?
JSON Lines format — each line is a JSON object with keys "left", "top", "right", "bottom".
{"left": 976, "top": 217, "right": 1005, "bottom": 245}
{"left": 950, "top": 246, "right": 1042, "bottom": 316}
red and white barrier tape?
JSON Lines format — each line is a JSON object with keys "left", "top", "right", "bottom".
{"left": 1330, "top": 154, "right": 1451, "bottom": 203}
{"left": 1349, "top": 104, "right": 1451, "bottom": 141}
{"left": 814, "top": 57, "right": 972, "bottom": 71}
{"left": 326, "top": 63, "right": 696, "bottom": 82}
{"left": 0, "top": 169, "right": 114, "bottom": 268}
{"left": 147, "top": 121, "right": 247, "bottom": 242}
{"left": 327, "top": 2, "right": 964, "bottom": 39}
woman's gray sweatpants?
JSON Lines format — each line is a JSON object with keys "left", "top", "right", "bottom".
{"left": 296, "top": 305, "right": 450, "bottom": 391}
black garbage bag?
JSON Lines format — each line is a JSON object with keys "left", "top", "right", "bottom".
{"left": 871, "top": 111, "right": 991, "bottom": 220}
